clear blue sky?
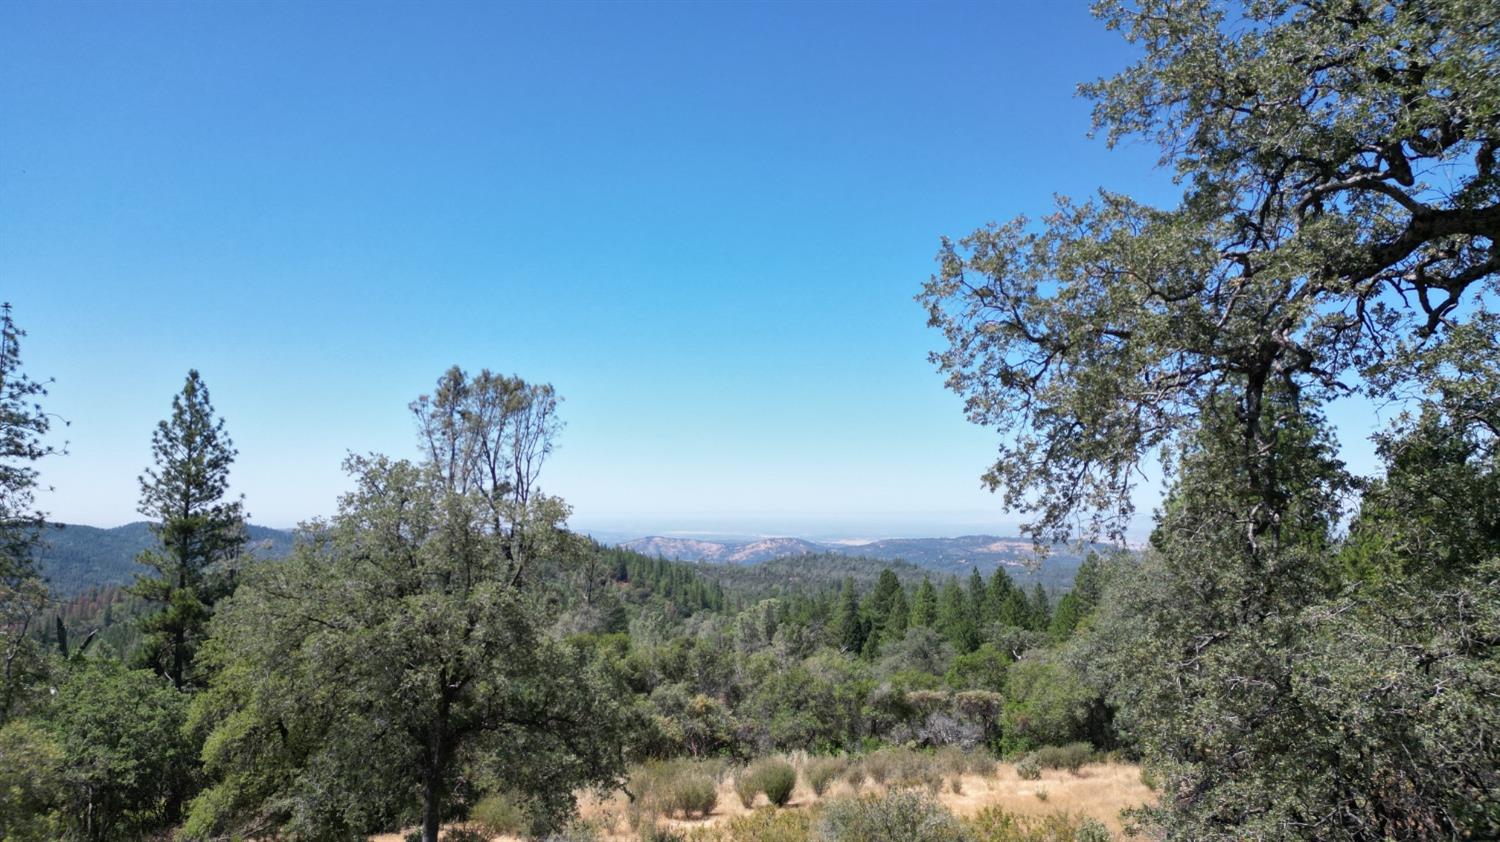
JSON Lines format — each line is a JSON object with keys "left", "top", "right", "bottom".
{"left": 1, "top": 1, "right": 1382, "bottom": 539}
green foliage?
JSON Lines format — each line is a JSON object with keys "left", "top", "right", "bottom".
{"left": 470, "top": 791, "right": 528, "bottom": 836}
{"left": 132, "top": 370, "right": 247, "bottom": 691}
{"left": 999, "top": 656, "right": 1094, "bottom": 754}
{"left": 1013, "top": 755, "right": 1040, "bottom": 781}
{"left": 632, "top": 759, "right": 721, "bottom": 819}
{"left": 740, "top": 758, "right": 797, "bottom": 808}
{"left": 814, "top": 790, "right": 966, "bottom": 842}
{"left": 47, "top": 660, "right": 194, "bottom": 841}
{"left": 1028, "top": 743, "right": 1092, "bottom": 774}
{"left": 185, "top": 370, "right": 633, "bottom": 842}
{"left": 965, "top": 807, "right": 1110, "bottom": 842}
{"left": 805, "top": 756, "right": 846, "bottom": 797}
{"left": 713, "top": 807, "right": 812, "bottom": 842}
{"left": 0, "top": 303, "right": 59, "bottom": 727}
{"left": 0, "top": 719, "right": 63, "bottom": 841}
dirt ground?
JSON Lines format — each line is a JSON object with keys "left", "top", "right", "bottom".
{"left": 371, "top": 760, "right": 1153, "bottom": 841}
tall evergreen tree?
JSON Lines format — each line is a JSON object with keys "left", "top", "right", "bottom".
{"left": 936, "top": 577, "right": 977, "bottom": 653}
{"left": 966, "top": 567, "right": 990, "bottom": 629}
{"left": 831, "top": 577, "right": 865, "bottom": 654}
{"left": 985, "top": 566, "right": 1016, "bottom": 627}
{"left": 1028, "top": 583, "right": 1051, "bottom": 632}
{"left": 909, "top": 578, "right": 938, "bottom": 627}
{"left": 0, "top": 303, "right": 60, "bottom": 724}
{"left": 883, "top": 586, "right": 909, "bottom": 645}
{"left": 132, "top": 370, "right": 246, "bottom": 690}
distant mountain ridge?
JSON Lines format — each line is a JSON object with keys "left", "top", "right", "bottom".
{"left": 36, "top": 522, "right": 297, "bottom": 598}
{"left": 619, "top": 533, "right": 1108, "bottom": 580}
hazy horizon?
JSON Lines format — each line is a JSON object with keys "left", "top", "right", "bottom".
{"left": 5, "top": 3, "right": 1389, "bottom": 540}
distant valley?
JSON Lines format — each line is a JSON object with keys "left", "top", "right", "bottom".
{"left": 618, "top": 533, "right": 1108, "bottom": 586}
{"left": 36, "top": 522, "right": 296, "bottom": 597}
{"left": 37, "top": 523, "right": 1111, "bottom": 598}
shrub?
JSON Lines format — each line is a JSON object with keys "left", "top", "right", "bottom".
{"left": 863, "top": 750, "right": 894, "bottom": 785}
{"left": 806, "top": 756, "right": 845, "bottom": 798}
{"left": 471, "top": 791, "right": 528, "bottom": 836}
{"left": 1014, "top": 755, "right": 1041, "bottom": 781}
{"left": 444, "top": 829, "right": 490, "bottom": 842}
{"left": 966, "top": 807, "right": 1113, "bottom": 842}
{"left": 721, "top": 807, "right": 813, "bottom": 842}
{"left": 752, "top": 758, "right": 798, "bottom": 807}
{"left": 640, "top": 822, "right": 689, "bottom": 842}
{"left": 669, "top": 774, "right": 720, "bottom": 818}
{"left": 632, "top": 759, "right": 720, "bottom": 819}
{"left": 843, "top": 760, "right": 866, "bottom": 790}
{"left": 815, "top": 791, "right": 966, "bottom": 842}
{"left": 733, "top": 767, "right": 760, "bottom": 809}
{"left": 967, "top": 752, "right": 998, "bottom": 778}
{"left": 540, "top": 824, "right": 602, "bottom": 842}
{"left": 1031, "top": 742, "right": 1092, "bottom": 773}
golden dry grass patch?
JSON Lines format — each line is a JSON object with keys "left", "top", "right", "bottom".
{"left": 370, "top": 760, "right": 1154, "bottom": 841}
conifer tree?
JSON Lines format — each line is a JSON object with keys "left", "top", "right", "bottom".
{"left": 831, "top": 577, "right": 865, "bottom": 654}
{"left": 936, "top": 577, "right": 977, "bottom": 652}
{"left": 0, "top": 303, "right": 61, "bottom": 724}
{"left": 967, "top": 567, "right": 990, "bottom": 628}
{"left": 1028, "top": 583, "right": 1051, "bottom": 632}
{"left": 132, "top": 370, "right": 246, "bottom": 690}
{"left": 909, "top": 578, "right": 938, "bottom": 627}
{"left": 985, "top": 566, "right": 1015, "bottom": 625}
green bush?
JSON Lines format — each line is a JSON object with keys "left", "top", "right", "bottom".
{"left": 720, "top": 807, "right": 814, "bottom": 842}
{"left": 1031, "top": 742, "right": 1092, "bottom": 773}
{"left": 814, "top": 791, "right": 966, "bottom": 842}
{"left": 806, "top": 756, "right": 846, "bottom": 797}
{"left": 540, "top": 824, "right": 602, "bottom": 842}
{"left": 733, "top": 767, "right": 760, "bottom": 809}
{"left": 444, "top": 829, "right": 490, "bottom": 842}
{"left": 1014, "top": 754, "right": 1041, "bottom": 781}
{"left": 751, "top": 758, "right": 798, "bottom": 807}
{"left": 632, "top": 760, "right": 720, "bottom": 819}
{"left": 668, "top": 773, "right": 719, "bottom": 818}
{"left": 966, "top": 806, "right": 1113, "bottom": 842}
{"left": 471, "top": 791, "right": 528, "bottom": 836}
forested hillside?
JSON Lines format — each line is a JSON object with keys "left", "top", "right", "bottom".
{"left": 35, "top": 522, "right": 295, "bottom": 597}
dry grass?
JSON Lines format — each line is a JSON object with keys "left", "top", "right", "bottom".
{"left": 368, "top": 759, "right": 1153, "bottom": 841}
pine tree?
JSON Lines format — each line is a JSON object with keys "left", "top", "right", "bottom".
{"left": 1028, "top": 583, "right": 1051, "bottom": 632}
{"left": 132, "top": 370, "right": 246, "bottom": 690}
{"left": 967, "top": 568, "right": 990, "bottom": 629}
{"left": 0, "top": 303, "right": 60, "bottom": 725}
{"left": 832, "top": 577, "right": 865, "bottom": 654}
{"left": 937, "top": 577, "right": 978, "bottom": 652}
{"left": 884, "top": 586, "right": 909, "bottom": 645}
{"left": 985, "top": 566, "right": 1016, "bottom": 625}
{"left": 910, "top": 578, "right": 938, "bottom": 627}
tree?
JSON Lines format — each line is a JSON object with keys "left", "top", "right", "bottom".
{"left": 49, "top": 661, "right": 194, "bottom": 842}
{"left": 186, "top": 371, "right": 631, "bottom": 842}
{"left": 0, "top": 303, "right": 61, "bottom": 725}
{"left": 1027, "top": 584, "right": 1051, "bottom": 632}
{"left": 832, "top": 577, "right": 866, "bottom": 655}
{"left": 920, "top": 1, "right": 1500, "bottom": 836}
{"left": 132, "top": 370, "right": 246, "bottom": 691}
{"left": 920, "top": 0, "right": 1500, "bottom": 547}
{"left": 909, "top": 578, "right": 938, "bottom": 627}
{"left": 935, "top": 578, "right": 977, "bottom": 653}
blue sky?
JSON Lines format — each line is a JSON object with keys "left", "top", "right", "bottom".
{"left": 1, "top": 1, "right": 1383, "bottom": 539}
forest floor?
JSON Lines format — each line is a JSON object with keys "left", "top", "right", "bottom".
{"left": 371, "top": 760, "right": 1153, "bottom": 841}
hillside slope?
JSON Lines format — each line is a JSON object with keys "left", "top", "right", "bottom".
{"left": 36, "top": 522, "right": 296, "bottom": 597}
